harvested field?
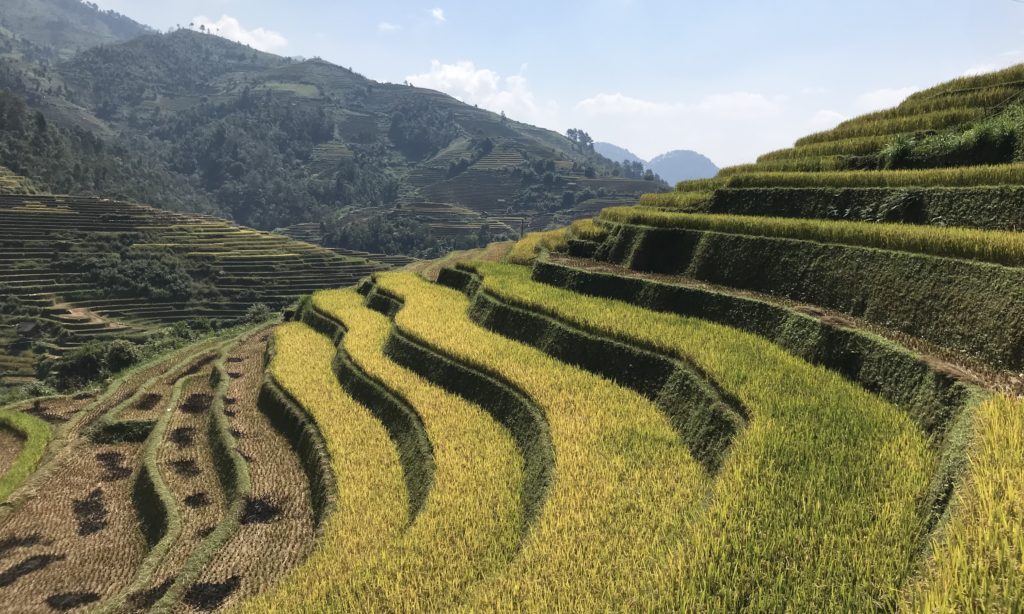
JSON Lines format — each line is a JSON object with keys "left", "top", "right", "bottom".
{"left": 183, "top": 329, "right": 315, "bottom": 612}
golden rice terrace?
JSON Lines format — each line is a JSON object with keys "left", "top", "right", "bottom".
{"left": 1, "top": 64, "right": 1022, "bottom": 612}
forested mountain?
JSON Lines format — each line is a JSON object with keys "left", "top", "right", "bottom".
{"left": 594, "top": 142, "right": 645, "bottom": 165}
{"left": 0, "top": 0, "right": 665, "bottom": 246}
{"left": 0, "top": 0, "right": 150, "bottom": 58}
{"left": 594, "top": 142, "right": 720, "bottom": 185}
{"left": 648, "top": 149, "right": 719, "bottom": 184}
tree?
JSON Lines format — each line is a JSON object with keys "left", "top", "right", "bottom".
{"left": 566, "top": 128, "right": 594, "bottom": 152}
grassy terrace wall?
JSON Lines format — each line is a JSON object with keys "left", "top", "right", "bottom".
{"left": 532, "top": 258, "right": 981, "bottom": 438}
{"left": 593, "top": 223, "right": 1024, "bottom": 371}
{"left": 437, "top": 266, "right": 745, "bottom": 474}
{"left": 707, "top": 187, "right": 1024, "bottom": 231}
{"left": 299, "top": 302, "right": 435, "bottom": 521}
{"left": 364, "top": 289, "right": 554, "bottom": 529}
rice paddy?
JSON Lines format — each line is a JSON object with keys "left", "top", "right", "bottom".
{"left": 2, "top": 58, "right": 1023, "bottom": 613}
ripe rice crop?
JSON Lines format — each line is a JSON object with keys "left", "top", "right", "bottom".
{"left": 0, "top": 409, "right": 52, "bottom": 500}
{"left": 468, "top": 262, "right": 933, "bottom": 610}
{"left": 508, "top": 219, "right": 606, "bottom": 264}
{"left": 718, "top": 163, "right": 1024, "bottom": 189}
{"left": 507, "top": 229, "right": 568, "bottom": 264}
{"left": 889, "top": 85, "right": 1021, "bottom": 117}
{"left": 906, "top": 64, "right": 1024, "bottom": 102}
{"left": 900, "top": 395, "right": 1024, "bottom": 611}
{"left": 757, "top": 135, "right": 893, "bottom": 162}
{"left": 306, "top": 289, "right": 523, "bottom": 610}
{"left": 676, "top": 177, "right": 727, "bottom": 192}
{"left": 796, "top": 108, "right": 985, "bottom": 146}
{"left": 719, "top": 156, "right": 847, "bottom": 175}
{"left": 237, "top": 323, "right": 407, "bottom": 612}
{"left": 598, "top": 207, "right": 1024, "bottom": 266}
{"left": 638, "top": 191, "right": 712, "bottom": 209}
{"left": 375, "top": 272, "right": 706, "bottom": 610}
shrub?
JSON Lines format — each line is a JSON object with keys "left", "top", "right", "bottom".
{"left": 244, "top": 303, "right": 274, "bottom": 323}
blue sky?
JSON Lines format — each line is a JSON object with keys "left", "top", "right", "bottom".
{"left": 91, "top": 0, "right": 1024, "bottom": 166}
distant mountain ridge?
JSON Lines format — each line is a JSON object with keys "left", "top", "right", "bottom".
{"left": 594, "top": 142, "right": 645, "bottom": 166}
{"left": 0, "top": 0, "right": 151, "bottom": 58}
{"left": 595, "top": 142, "right": 719, "bottom": 185}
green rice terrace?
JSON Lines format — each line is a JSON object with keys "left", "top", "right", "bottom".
{"left": 1, "top": 66, "right": 1022, "bottom": 612}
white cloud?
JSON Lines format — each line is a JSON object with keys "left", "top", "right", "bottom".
{"left": 191, "top": 15, "right": 288, "bottom": 52}
{"left": 406, "top": 60, "right": 558, "bottom": 128}
{"left": 696, "top": 92, "right": 781, "bottom": 118}
{"left": 963, "top": 50, "right": 1024, "bottom": 76}
{"left": 855, "top": 86, "right": 919, "bottom": 111}
{"left": 431, "top": 8, "right": 446, "bottom": 22}
{"left": 572, "top": 90, "right": 788, "bottom": 165}
{"left": 574, "top": 93, "right": 681, "bottom": 116}
{"left": 809, "top": 110, "right": 847, "bottom": 130}
{"left": 377, "top": 22, "right": 401, "bottom": 32}
{"left": 574, "top": 91, "right": 780, "bottom": 120}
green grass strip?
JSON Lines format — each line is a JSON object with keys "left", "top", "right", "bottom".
{"left": 303, "top": 289, "right": 523, "bottom": 610}
{"left": 599, "top": 207, "right": 1024, "bottom": 267}
{"left": 469, "top": 262, "right": 934, "bottom": 610}
{"left": 375, "top": 272, "right": 705, "bottom": 610}
{"left": 99, "top": 373, "right": 191, "bottom": 614}
{"left": 0, "top": 410, "right": 52, "bottom": 501}
{"left": 151, "top": 351, "right": 254, "bottom": 612}
{"left": 901, "top": 395, "right": 1024, "bottom": 610}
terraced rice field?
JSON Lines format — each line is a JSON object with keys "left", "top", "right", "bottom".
{"left": 2, "top": 66, "right": 1023, "bottom": 611}
{"left": 0, "top": 194, "right": 396, "bottom": 387}
{"left": 2, "top": 215, "right": 1021, "bottom": 609}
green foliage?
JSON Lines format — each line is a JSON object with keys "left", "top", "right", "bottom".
{"left": 326, "top": 213, "right": 512, "bottom": 259}
{"left": 880, "top": 105, "right": 1024, "bottom": 169}
{"left": 54, "top": 235, "right": 217, "bottom": 302}
{"left": 44, "top": 338, "right": 143, "bottom": 389}
{"left": 0, "top": 409, "right": 52, "bottom": 501}
{"left": 243, "top": 303, "right": 274, "bottom": 323}
{"left": 388, "top": 100, "right": 459, "bottom": 160}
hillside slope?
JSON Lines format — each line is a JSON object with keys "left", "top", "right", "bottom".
{"left": 1, "top": 63, "right": 1022, "bottom": 611}
{"left": 0, "top": 0, "right": 149, "bottom": 58}
{"left": 0, "top": 0, "right": 667, "bottom": 248}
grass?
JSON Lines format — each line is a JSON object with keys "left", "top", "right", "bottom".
{"left": 718, "top": 163, "right": 1024, "bottom": 189}
{"left": 468, "top": 261, "right": 934, "bottom": 610}
{"left": 795, "top": 108, "right": 986, "bottom": 146}
{"left": 375, "top": 271, "right": 706, "bottom": 610}
{"left": 639, "top": 191, "right": 713, "bottom": 209}
{"left": 597, "top": 207, "right": 1024, "bottom": 266}
{"left": 718, "top": 156, "right": 846, "bottom": 175}
{"left": 0, "top": 409, "right": 52, "bottom": 501}
{"left": 757, "top": 136, "right": 898, "bottom": 162}
{"left": 237, "top": 323, "right": 407, "bottom": 613}
{"left": 900, "top": 394, "right": 1023, "bottom": 611}
{"left": 507, "top": 219, "right": 606, "bottom": 264}
{"left": 306, "top": 289, "right": 523, "bottom": 610}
